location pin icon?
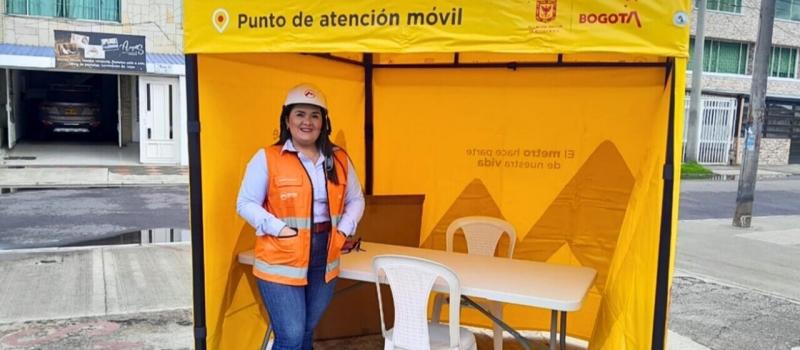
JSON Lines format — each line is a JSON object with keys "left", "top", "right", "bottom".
{"left": 212, "top": 8, "right": 229, "bottom": 33}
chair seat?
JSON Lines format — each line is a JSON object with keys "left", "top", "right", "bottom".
{"left": 386, "top": 323, "right": 477, "bottom": 350}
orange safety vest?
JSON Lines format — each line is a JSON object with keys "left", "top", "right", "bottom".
{"left": 253, "top": 145, "right": 349, "bottom": 286}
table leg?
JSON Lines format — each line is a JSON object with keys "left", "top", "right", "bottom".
{"left": 461, "top": 296, "right": 532, "bottom": 350}
{"left": 560, "top": 311, "right": 567, "bottom": 350}
{"left": 550, "top": 310, "right": 557, "bottom": 350}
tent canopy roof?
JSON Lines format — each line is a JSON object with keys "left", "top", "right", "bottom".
{"left": 185, "top": 1, "right": 691, "bottom": 57}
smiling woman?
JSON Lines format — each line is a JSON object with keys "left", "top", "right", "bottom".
{"left": 235, "top": 83, "right": 365, "bottom": 350}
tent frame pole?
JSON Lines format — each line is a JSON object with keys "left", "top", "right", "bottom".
{"left": 363, "top": 53, "right": 374, "bottom": 195}
{"left": 186, "top": 54, "right": 208, "bottom": 350}
{"left": 651, "top": 58, "right": 676, "bottom": 350}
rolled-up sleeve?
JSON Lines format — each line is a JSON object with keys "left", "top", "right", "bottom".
{"left": 236, "top": 149, "right": 287, "bottom": 236}
{"left": 336, "top": 160, "right": 365, "bottom": 236}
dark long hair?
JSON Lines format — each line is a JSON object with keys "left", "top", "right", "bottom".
{"left": 276, "top": 104, "right": 340, "bottom": 185}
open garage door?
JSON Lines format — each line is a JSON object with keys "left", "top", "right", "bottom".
{"left": 19, "top": 71, "right": 119, "bottom": 143}
{"left": 1, "top": 70, "right": 141, "bottom": 167}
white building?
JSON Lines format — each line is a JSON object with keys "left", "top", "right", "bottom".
{"left": 0, "top": 0, "right": 187, "bottom": 165}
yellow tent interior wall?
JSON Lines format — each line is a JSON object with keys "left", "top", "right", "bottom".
{"left": 192, "top": 51, "right": 686, "bottom": 349}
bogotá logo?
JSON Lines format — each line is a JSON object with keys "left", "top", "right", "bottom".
{"left": 536, "top": 0, "right": 557, "bottom": 23}
{"left": 212, "top": 8, "right": 229, "bottom": 33}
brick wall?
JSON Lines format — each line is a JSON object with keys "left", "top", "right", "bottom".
{"left": 686, "top": 73, "right": 800, "bottom": 98}
{"left": 691, "top": 0, "right": 800, "bottom": 48}
{"left": 735, "top": 137, "right": 791, "bottom": 165}
{"left": 687, "top": 0, "right": 800, "bottom": 100}
{"left": 0, "top": 0, "right": 182, "bottom": 54}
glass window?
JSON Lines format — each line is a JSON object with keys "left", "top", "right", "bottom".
{"left": 699, "top": 0, "right": 742, "bottom": 13}
{"left": 7, "top": 0, "right": 29, "bottom": 15}
{"left": 689, "top": 38, "right": 748, "bottom": 74}
{"left": 776, "top": 0, "right": 800, "bottom": 21}
{"left": 769, "top": 47, "right": 798, "bottom": 78}
{"left": 6, "top": 0, "right": 119, "bottom": 22}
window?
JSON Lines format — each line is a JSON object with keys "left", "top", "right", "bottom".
{"left": 696, "top": 0, "right": 742, "bottom": 13}
{"left": 689, "top": 38, "right": 748, "bottom": 74}
{"left": 6, "top": 0, "right": 120, "bottom": 22}
{"left": 776, "top": 0, "right": 800, "bottom": 21}
{"left": 769, "top": 47, "right": 798, "bottom": 78}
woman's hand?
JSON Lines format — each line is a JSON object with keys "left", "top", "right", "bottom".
{"left": 278, "top": 226, "right": 297, "bottom": 237}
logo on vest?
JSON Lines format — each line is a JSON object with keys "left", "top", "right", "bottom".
{"left": 280, "top": 192, "right": 299, "bottom": 201}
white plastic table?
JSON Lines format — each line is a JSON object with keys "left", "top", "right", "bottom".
{"left": 239, "top": 242, "right": 596, "bottom": 350}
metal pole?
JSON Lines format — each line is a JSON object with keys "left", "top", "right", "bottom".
{"left": 733, "top": 0, "right": 776, "bottom": 228}
{"left": 686, "top": 0, "right": 707, "bottom": 162}
{"left": 185, "top": 54, "right": 207, "bottom": 350}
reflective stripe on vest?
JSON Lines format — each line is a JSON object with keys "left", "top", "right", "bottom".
{"left": 281, "top": 217, "right": 312, "bottom": 230}
{"left": 326, "top": 258, "right": 340, "bottom": 274}
{"left": 255, "top": 259, "right": 309, "bottom": 280}
{"left": 330, "top": 214, "right": 342, "bottom": 228}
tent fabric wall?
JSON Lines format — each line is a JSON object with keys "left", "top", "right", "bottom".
{"left": 191, "top": 51, "right": 683, "bottom": 349}
{"left": 196, "top": 53, "right": 365, "bottom": 349}
{"left": 371, "top": 64, "right": 674, "bottom": 346}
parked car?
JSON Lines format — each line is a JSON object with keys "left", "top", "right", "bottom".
{"left": 39, "top": 84, "right": 101, "bottom": 137}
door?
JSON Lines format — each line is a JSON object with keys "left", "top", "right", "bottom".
{"left": 117, "top": 75, "right": 122, "bottom": 148}
{"left": 682, "top": 96, "right": 737, "bottom": 164}
{"left": 139, "top": 77, "right": 179, "bottom": 164}
{"left": 5, "top": 70, "right": 16, "bottom": 149}
{"left": 131, "top": 78, "right": 140, "bottom": 143}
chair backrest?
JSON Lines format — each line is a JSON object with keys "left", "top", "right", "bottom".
{"left": 373, "top": 255, "right": 463, "bottom": 350}
{"left": 446, "top": 216, "right": 516, "bottom": 258}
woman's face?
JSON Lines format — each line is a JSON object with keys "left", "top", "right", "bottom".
{"left": 286, "top": 104, "right": 323, "bottom": 147}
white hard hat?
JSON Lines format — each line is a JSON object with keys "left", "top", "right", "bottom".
{"left": 284, "top": 84, "right": 327, "bottom": 110}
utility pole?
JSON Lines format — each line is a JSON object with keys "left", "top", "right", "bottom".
{"left": 733, "top": 0, "right": 776, "bottom": 228}
{"left": 686, "top": 0, "right": 707, "bottom": 163}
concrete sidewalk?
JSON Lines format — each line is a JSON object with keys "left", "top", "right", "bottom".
{"left": 675, "top": 215, "right": 800, "bottom": 301}
{"left": 0, "top": 166, "right": 188, "bottom": 188}
{"left": 0, "top": 244, "right": 192, "bottom": 323}
{"left": 705, "top": 164, "right": 800, "bottom": 178}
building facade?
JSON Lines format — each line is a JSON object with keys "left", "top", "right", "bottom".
{"left": 688, "top": 0, "right": 800, "bottom": 165}
{"left": 0, "top": 0, "right": 187, "bottom": 165}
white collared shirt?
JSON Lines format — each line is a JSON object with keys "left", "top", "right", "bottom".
{"left": 236, "top": 140, "right": 365, "bottom": 236}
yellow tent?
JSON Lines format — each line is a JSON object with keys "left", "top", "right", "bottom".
{"left": 184, "top": 1, "right": 689, "bottom": 349}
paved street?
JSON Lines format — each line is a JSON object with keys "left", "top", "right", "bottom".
{"left": 670, "top": 275, "right": 800, "bottom": 350}
{"left": 679, "top": 177, "right": 800, "bottom": 219}
{"left": 0, "top": 186, "right": 189, "bottom": 249}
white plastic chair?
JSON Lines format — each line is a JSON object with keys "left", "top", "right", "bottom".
{"left": 432, "top": 216, "right": 517, "bottom": 350}
{"left": 373, "top": 255, "right": 477, "bottom": 350}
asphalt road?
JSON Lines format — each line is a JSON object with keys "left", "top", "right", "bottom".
{"left": 670, "top": 275, "right": 800, "bottom": 350}
{"left": 679, "top": 177, "right": 800, "bottom": 219}
{"left": 0, "top": 186, "right": 189, "bottom": 249}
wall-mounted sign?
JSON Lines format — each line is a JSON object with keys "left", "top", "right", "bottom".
{"left": 54, "top": 30, "right": 146, "bottom": 72}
